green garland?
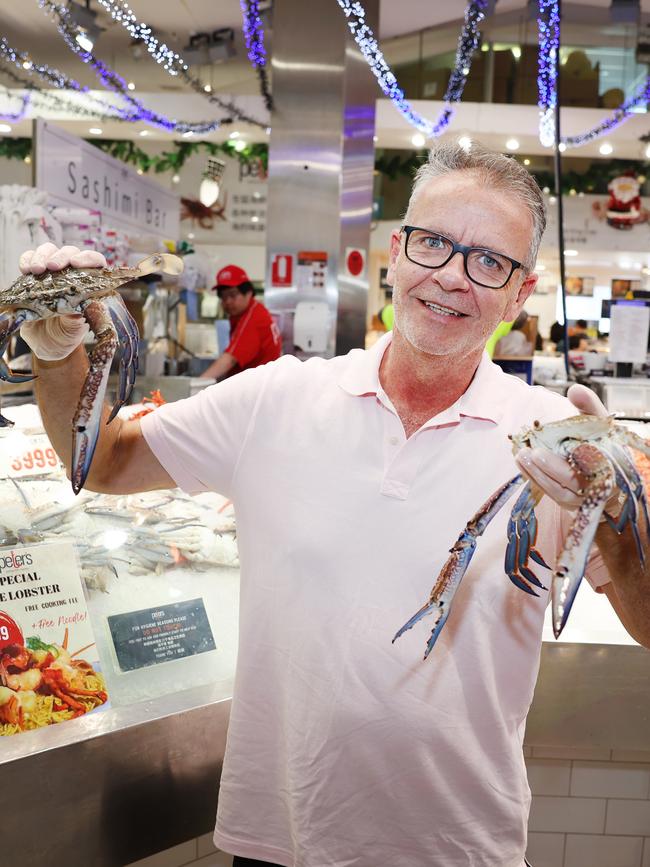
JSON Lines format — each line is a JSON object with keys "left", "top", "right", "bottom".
{"left": 0, "top": 137, "right": 32, "bottom": 161}
{"left": 90, "top": 138, "right": 270, "bottom": 174}
{"left": 1, "top": 136, "right": 647, "bottom": 194}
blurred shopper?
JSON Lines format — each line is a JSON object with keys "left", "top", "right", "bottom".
{"left": 18, "top": 143, "right": 648, "bottom": 867}
{"left": 200, "top": 265, "right": 281, "bottom": 380}
{"left": 494, "top": 310, "right": 532, "bottom": 356}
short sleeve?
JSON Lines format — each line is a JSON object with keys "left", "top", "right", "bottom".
{"left": 227, "top": 317, "right": 262, "bottom": 368}
{"left": 140, "top": 363, "right": 270, "bottom": 498}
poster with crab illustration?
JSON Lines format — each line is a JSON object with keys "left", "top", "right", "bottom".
{"left": 0, "top": 540, "right": 108, "bottom": 736}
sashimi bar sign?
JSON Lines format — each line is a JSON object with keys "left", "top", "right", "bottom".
{"left": 34, "top": 120, "right": 180, "bottom": 239}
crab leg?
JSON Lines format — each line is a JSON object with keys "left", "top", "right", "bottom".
{"left": 505, "top": 482, "right": 549, "bottom": 595}
{"left": 70, "top": 299, "right": 119, "bottom": 494}
{"left": 105, "top": 294, "right": 139, "bottom": 422}
{"left": 552, "top": 442, "right": 615, "bottom": 638}
{"left": 0, "top": 312, "right": 37, "bottom": 383}
{"left": 597, "top": 445, "right": 645, "bottom": 565}
{"left": 393, "top": 474, "right": 525, "bottom": 660}
{"left": 606, "top": 440, "right": 650, "bottom": 539}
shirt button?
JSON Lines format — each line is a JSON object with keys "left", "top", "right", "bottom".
{"left": 389, "top": 436, "right": 399, "bottom": 446}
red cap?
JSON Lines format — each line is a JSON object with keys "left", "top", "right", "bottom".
{"left": 215, "top": 264, "right": 250, "bottom": 288}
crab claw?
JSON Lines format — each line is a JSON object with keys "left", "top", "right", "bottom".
{"left": 504, "top": 482, "right": 549, "bottom": 596}
{"left": 70, "top": 299, "right": 119, "bottom": 494}
{"left": 552, "top": 442, "right": 614, "bottom": 638}
{"left": 393, "top": 474, "right": 525, "bottom": 660}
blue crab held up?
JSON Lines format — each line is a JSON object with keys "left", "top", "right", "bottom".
{"left": 0, "top": 253, "right": 183, "bottom": 494}
{"left": 393, "top": 414, "right": 650, "bottom": 660}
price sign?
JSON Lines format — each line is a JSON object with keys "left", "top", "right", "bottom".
{"left": 0, "top": 433, "right": 64, "bottom": 479}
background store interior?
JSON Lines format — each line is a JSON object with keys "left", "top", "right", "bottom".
{"left": 2, "top": 0, "right": 650, "bottom": 370}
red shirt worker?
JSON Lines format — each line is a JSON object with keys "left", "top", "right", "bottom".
{"left": 200, "top": 265, "right": 282, "bottom": 380}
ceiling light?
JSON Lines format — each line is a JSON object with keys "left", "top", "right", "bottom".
{"left": 23, "top": 155, "right": 31, "bottom": 164}
{"left": 506, "top": 138, "right": 519, "bottom": 151}
{"left": 188, "top": 232, "right": 195, "bottom": 240}
{"left": 139, "top": 130, "right": 149, "bottom": 137}
{"left": 564, "top": 249, "right": 578, "bottom": 256}
{"left": 22, "top": 60, "right": 32, "bottom": 71}
{"left": 373, "top": 135, "right": 378, "bottom": 143}
{"left": 549, "top": 195, "right": 557, "bottom": 203}
{"left": 182, "top": 131, "right": 194, "bottom": 138}
{"left": 199, "top": 177, "right": 220, "bottom": 207}
{"left": 75, "top": 30, "right": 95, "bottom": 52}
{"left": 233, "top": 139, "right": 247, "bottom": 152}
{"left": 558, "top": 142, "right": 567, "bottom": 152}
{"left": 411, "top": 133, "right": 426, "bottom": 148}
{"left": 204, "top": 84, "right": 212, "bottom": 93}
{"left": 0, "top": 124, "right": 12, "bottom": 133}
{"left": 88, "top": 127, "right": 103, "bottom": 135}
{"left": 265, "top": 126, "right": 271, "bottom": 135}
{"left": 127, "top": 81, "right": 135, "bottom": 91}
{"left": 599, "top": 142, "right": 613, "bottom": 155}
{"left": 251, "top": 215, "right": 259, "bottom": 223}
{"left": 137, "top": 168, "right": 144, "bottom": 175}
{"left": 171, "top": 174, "right": 180, "bottom": 184}
{"left": 523, "top": 158, "right": 530, "bottom": 165}
{"left": 458, "top": 136, "right": 472, "bottom": 152}
{"left": 511, "top": 46, "right": 521, "bottom": 59}
{"left": 228, "top": 131, "right": 240, "bottom": 139}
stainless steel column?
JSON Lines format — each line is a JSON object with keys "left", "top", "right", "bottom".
{"left": 264, "top": 0, "right": 378, "bottom": 357}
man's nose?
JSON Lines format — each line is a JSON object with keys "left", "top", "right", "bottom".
{"left": 433, "top": 251, "right": 471, "bottom": 290}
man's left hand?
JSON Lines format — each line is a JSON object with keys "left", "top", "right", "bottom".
{"left": 514, "top": 384, "right": 611, "bottom": 510}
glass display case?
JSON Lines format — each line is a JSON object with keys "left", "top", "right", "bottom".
{"left": 0, "top": 403, "right": 239, "bottom": 866}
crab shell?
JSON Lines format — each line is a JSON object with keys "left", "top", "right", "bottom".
{"left": 509, "top": 413, "right": 617, "bottom": 455}
{"left": 0, "top": 253, "right": 183, "bottom": 318}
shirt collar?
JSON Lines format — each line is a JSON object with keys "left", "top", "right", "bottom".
{"left": 338, "top": 332, "right": 507, "bottom": 425}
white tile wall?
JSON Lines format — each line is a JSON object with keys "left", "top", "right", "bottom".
{"left": 127, "top": 751, "right": 650, "bottom": 867}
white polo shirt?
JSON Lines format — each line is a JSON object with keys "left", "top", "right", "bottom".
{"left": 141, "top": 334, "right": 608, "bottom": 867}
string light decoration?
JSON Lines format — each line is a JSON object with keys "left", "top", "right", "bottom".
{"left": 536, "top": 0, "right": 559, "bottom": 148}
{"left": 335, "top": 0, "right": 487, "bottom": 138}
{"left": 78, "top": 0, "right": 269, "bottom": 126}
{"left": 537, "top": 0, "right": 650, "bottom": 148}
{"left": 38, "top": 0, "right": 235, "bottom": 133}
{"left": 240, "top": 0, "right": 273, "bottom": 111}
{"left": 0, "top": 91, "right": 31, "bottom": 122}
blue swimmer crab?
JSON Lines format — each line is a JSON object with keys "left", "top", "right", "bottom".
{"left": 0, "top": 254, "right": 183, "bottom": 494}
{"left": 393, "top": 414, "right": 650, "bottom": 660}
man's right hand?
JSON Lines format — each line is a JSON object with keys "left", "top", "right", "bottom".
{"left": 18, "top": 243, "right": 107, "bottom": 361}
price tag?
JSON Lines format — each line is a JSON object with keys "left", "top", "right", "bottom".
{"left": 0, "top": 433, "right": 64, "bottom": 479}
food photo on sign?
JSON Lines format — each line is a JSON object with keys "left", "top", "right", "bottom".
{"left": 0, "top": 541, "right": 108, "bottom": 736}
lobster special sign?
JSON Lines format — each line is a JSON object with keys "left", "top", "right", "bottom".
{"left": 34, "top": 120, "right": 179, "bottom": 239}
{"left": 0, "top": 540, "right": 108, "bottom": 736}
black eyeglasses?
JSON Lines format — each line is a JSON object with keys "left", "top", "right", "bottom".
{"left": 400, "top": 225, "right": 524, "bottom": 290}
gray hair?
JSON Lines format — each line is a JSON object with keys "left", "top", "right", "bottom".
{"left": 405, "top": 140, "right": 547, "bottom": 271}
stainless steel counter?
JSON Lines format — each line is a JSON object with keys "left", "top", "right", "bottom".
{"left": 2, "top": 643, "right": 649, "bottom": 867}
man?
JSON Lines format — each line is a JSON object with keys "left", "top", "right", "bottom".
{"left": 18, "top": 143, "right": 650, "bottom": 867}
{"left": 200, "top": 264, "right": 282, "bottom": 380}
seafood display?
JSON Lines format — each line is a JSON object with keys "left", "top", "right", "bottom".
{"left": 0, "top": 618, "right": 107, "bottom": 735}
{"left": 0, "top": 253, "right": 183, "bottom": 493}
{"left": 393, "top": 414, "right": 650, "bottom": 660}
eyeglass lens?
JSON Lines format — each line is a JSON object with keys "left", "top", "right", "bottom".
{"left": 406, "top": 229, "right": 512, "bottom": 288}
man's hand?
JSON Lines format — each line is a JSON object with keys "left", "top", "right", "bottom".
{"left": 514, "top": 384, "right": 613, "bottom": 511}
{"left": 18, "top": 243, "right": 107, "bottom": 361}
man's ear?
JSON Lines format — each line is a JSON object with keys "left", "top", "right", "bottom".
{"left": 503, "top": 270, "right": 538, "bottom": 321}
{"left": 385, "top": 230, "right": 402, "bottom": 286}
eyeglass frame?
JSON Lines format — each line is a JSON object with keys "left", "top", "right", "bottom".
{"left": 400, "top": 225, "right": 525, "bottom": 290}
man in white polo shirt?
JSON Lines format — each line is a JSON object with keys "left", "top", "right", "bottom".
{"left": 18, "top": 142, "right": 650, "bottom": 867}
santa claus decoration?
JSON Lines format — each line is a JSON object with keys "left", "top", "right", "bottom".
{"left": 605, "top": 172, "right": 643, "bottom": 230}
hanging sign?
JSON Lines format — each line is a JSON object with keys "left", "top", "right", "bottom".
{"left": 35, "top": 120, "right": 179, "bottom": 239}
{"left": 609, "top": 301, "right": 650, "bottom": 364}
{"left": 271, "top": 253, "right": 293, "bottom": 287}
{"left": 0, "top": 540, "right": 108, "bottom": 736}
